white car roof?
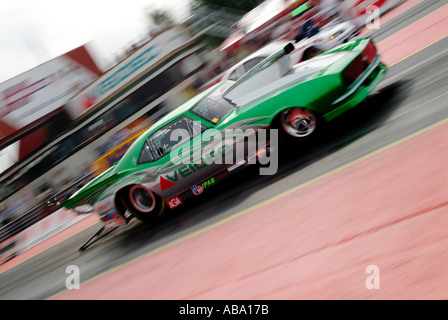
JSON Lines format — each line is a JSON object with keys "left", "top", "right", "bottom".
{"left": 222, "top": 40, "right": 291, "bottom": 79}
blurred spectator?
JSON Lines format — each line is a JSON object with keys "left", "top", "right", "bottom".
{"left": 271, "top": 17, "right": 294, "bottom": 40}
{"left": 301, "top": 18, "right": 320, "bottom": 38}
{"left": 0, "top": 195, "right": 33, "bottom": 226}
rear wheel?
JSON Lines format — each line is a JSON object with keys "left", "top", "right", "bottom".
{"left": 280, "top": 107, "right": 318, "bottom": 140}
{"left": 120, "top": 185, "right": 165, "bottom": 222}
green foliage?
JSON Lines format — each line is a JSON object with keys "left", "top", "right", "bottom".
{"left": 147, "top": 9, "right": 174, "bottom": 25}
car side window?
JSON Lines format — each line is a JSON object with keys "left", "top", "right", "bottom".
{"left": 228, "top": 69, "right": 239, "bottom": 81}
{"left": 138, "top": 116, "right": 207, "bottom": 164}
{"left": 243, "top": 57, "right": 265, "bottom": 73}
{"left": 228, "top": 65, "right": 246, "bottom": 81}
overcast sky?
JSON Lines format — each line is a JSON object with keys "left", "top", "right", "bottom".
{"left": 0, "top": 0, "right": 193, "bottom": 83}
{"left": 0, "top": 0, "right": 192, "bottom": 173}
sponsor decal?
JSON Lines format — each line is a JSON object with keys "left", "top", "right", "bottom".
{"left": 0, "top": 46, "right": 98, "bottom": 137}
{"left": 94, "top": 44, "right": 159, "bottom": 97}
{"left": 164, "top": 162, "right": 208, "bottom": 182}
{"left": 191, "top": 185, "right": 203, "bottom": 195}
{"left": 167, "top": 196, "right": 182, "bottom": 209}
{"left": 201, "top": 177, "right": 215, "bottom": 189}
{"left": 160, "top": 175, "right": 176, "bottom": 191}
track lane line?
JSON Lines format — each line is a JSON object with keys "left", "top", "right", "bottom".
{"left": 376, "top": 3, "right": 448, "bottom": 65}
{"left": 386, "top": 34, "right": 448, "bottom": 68}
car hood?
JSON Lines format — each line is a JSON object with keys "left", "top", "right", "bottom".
{"left": 225, "top": 51, "right": 347, "bottom": 107}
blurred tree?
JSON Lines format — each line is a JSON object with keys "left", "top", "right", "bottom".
{"left": 146, "top": 9, "right": 174, "bottom": 26}
{"left": 185, "top": 0, "right": 265, "bottom": 48}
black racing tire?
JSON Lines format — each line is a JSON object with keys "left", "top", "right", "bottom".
{"left": 119, "top": 185, "right": 165, "bottom": 222}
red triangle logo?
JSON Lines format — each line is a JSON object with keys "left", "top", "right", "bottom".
{"left": 160, "top": 176, "right": 175, "bottom": 191}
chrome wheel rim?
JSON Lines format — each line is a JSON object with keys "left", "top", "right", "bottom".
{"left": 281, "top": 108, "right": 317, "bottom": 138}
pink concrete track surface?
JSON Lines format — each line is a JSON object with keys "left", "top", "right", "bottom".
{"left": 54, "top": 117, "right": 448, "bottom": 299}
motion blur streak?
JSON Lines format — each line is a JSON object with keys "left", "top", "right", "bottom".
{"left": 0, "top": 213, "right": 98, "bottom": 274}
{"left": 376, "top": 3, "right": 448, "bottom": 65}
{"left": 1, "top": 0, "right": 448, "bottom": 300}
{"left": 358, "top": 0, "right": 425, "bottom": 36}
{"left": 52, "top": 4, "right": 448, "bottom": 298}
{"left": 53, "top": 120, "right": 448, "bottom": 299}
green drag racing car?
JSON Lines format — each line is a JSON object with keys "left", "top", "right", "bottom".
{"left": 63, "top": 37, "right": 386, "bottom": 234}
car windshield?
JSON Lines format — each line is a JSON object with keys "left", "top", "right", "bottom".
{"left": 190, "top": 82, "right": 236, "bottom": 124}
{"left": 138, "top": 116, "right": 207, "bottom": 164}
